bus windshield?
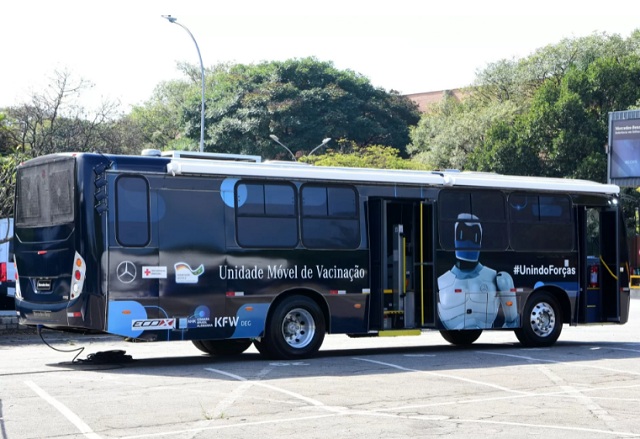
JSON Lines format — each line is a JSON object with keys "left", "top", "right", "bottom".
{"left": 16, "top": 156, "right": 75, "bottom": 228}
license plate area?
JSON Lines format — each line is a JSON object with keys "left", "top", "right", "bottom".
{"left": 36, "top": 278, "right": 53, "bottom": 292}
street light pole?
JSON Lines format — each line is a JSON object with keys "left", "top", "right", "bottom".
{"left": 269, "top": 135, "right": 296, "bottom": 161}
{"left": 308, "top": 138, "right": 332, "bottom": 157}
{"left": 161, "top": 15, "right": 205, "bottom": 153}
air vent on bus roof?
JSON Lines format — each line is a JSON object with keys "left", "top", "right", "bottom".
{"left": 162, "top": 151, "right": 262, "bottom": 162}
{"left": 141, "top": 149, "right": 162, "bottom": 157}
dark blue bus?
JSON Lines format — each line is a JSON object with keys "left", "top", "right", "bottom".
{"left": 13, "top": 150, "right": 631, "bottom": 359}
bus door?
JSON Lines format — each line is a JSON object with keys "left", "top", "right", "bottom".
{"left": 417, "top": 202, "right": 436, "bottom": 327}
{"left": 106, "top": 174, "right": 161, "bottom": 337}
{"left": 600, "top": 208, "right": 630, "bottom": 322}
{"left": 368, "top": 199, "right": 435, "bottom": 331}
{"left": 581, "top": 206, "right": 630, "bottom": 323}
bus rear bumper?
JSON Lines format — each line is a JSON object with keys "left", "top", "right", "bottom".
{"left": 15, "top": 296, "right": 104, "bottom": 332}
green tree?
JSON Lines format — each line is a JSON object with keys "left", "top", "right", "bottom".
{"left": 0, "top": 70, "right": 143, "bottom": 225}
{"left": 127, "top": 75, "right": 192, "bottom": 151}
{"left": 0, "top": 153, "right": 24, "bottom": 233}
{"left": 410, "top": 31, "right": 640, "bottom": 181}
{"left": 408, "top": 92, "right": 519, "bottom": 170}
{"left": 473, "top": 53, "right": 640, "bottom": 181}
{"left": 304, "top": 141, "right": 427, "bottom": 170}
{"left": 5, "top": 69, "right": 133, "bottom": 157}
{"left": 137, "top": 58, "right": 420, "bottom": 159}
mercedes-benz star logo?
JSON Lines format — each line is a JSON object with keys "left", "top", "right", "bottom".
{"left": 117, "top": 261, "right": 137, "bottom": 284}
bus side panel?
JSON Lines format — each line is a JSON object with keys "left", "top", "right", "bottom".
{"left": 155, "top": 178, "right": 231, "bottom": 341}
{"left": 105, "top": 174, "right": 371, "bottom": 341}
{"left": 435, "top": 250, "right": 579, "bottom": 330}
{"left": 105, "top": 174, "right": 160, "bottom": 339}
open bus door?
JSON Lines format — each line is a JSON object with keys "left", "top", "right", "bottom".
{"left": 601, "top": 208, "right": 631, "bottom": 323}
{"left": 581, "top": 206, "right": 630, "bottom": 324}
{"left": 368, "top": 199, "right": 435, "bottom": 332}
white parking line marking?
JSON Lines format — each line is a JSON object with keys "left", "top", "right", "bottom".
{"left": 479, "top": 351, "right": 640, "bottom": 376}
{"left": 208, "top": 366, "right": 273, "bottom": 419}
{"left": 205, "top": 367, "right": 326, "bottom": 407}
{"left": 350, "top": 357, "right": 640, "bottom": 438}
{"left": 25, "top": 380, "right": 102, "bottom": 439}
{"left": 119, "top": 413, "right": 338, "bottom": 439}
{"left": 354, "top": 357, "right": 533, "bottom": 395}
{"left": 118, "top": 357, "right": 640, "bottom": 439}
{"left": 537, "top": 365, "right": 616, "bottom": 423}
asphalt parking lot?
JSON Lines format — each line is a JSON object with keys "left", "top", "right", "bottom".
{"left": 2, "top": 300, "right": 640, "bottom": 439}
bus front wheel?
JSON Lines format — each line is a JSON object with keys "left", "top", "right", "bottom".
{"left": 192, "top": 339, "right": 253, "bottom": 356}
{"left": 256, "top": 295, "right": 325, "bottom": 360}
{"left": 515, "top": 291, "right": 563, "bottom": 347}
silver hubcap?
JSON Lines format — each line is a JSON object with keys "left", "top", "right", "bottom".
{"left": 529, "top": 301, "right": 556, "bottom": 338}
{"left": 281, "top": 307, "right": 315, "bottom": 349}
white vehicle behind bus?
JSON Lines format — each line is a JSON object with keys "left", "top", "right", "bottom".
{"left": 0, "top": 218, "right": 16, "bottom": 310}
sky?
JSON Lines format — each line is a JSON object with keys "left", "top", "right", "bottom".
{"left": 2, "top": 0, "right": 639, "bottom": 112}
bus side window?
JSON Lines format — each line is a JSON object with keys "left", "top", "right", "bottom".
{"left": 236, "top": 182, "right": 298, "bottom": 248}
{"left": 509, "top": 193, "right": 574, "bottom": 251}
{"left": 301, "top": 185, "right": 360, "bottom": 249}
{"left": 437, "top": 189, "right": 508, "bottom": 251}
{"left": 116, "top": 176, "right": 150, "bottom": 247}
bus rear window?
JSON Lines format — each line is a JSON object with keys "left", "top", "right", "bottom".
{"left": 16, "top": 157, "right": 75, "bottom": 228}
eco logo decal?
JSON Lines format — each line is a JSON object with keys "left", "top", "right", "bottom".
{"left": 174, "top": 262, "right": 205, "bottom": 284}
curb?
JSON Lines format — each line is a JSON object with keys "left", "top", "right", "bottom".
{"left": 0, "top": 311, "right": 20, "bottom": 332}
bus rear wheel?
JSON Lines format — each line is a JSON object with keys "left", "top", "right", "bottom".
{"left": 257, "top": 295, "right": 325, "bottom": 360}
{"left": 192, "top": 339, "right": 252, "bottom": 356}
{"left": 440, "top": 329, "right": 482, "bottom": 345}
{"left": 515, "top": 291, "right": 563, "bottom": 347}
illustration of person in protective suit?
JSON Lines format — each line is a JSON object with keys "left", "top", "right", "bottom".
{"left": 437, "top": 213, "right": 519, "bottom": 330}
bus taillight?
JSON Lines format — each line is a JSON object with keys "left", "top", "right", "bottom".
{"left": 70, "top": 252, "right": 87, "bottom": 300}
{"left": 0, "top": 262, "right": 6, "bottom": 282}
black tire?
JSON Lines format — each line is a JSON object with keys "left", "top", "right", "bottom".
{"left": 440, "top": 329, "right": 482, "bottom": 346}
{"left": 191, "top": 339, "right": 208, "bottom": 353}
{"left": 252, "top": 338, "right": 269, "bottom": 356}
{"left": 259, "top": 295, "right": 325, "bottom": 360}
{"left": 191, "top": 339, "right": 252, "bottom": 356}
{"left": 515, "top": 291, "right": 563, "bottom": 347}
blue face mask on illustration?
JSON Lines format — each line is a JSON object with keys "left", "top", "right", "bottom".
{"left": 454, "top": 214, "right": 482, "bottom": 263}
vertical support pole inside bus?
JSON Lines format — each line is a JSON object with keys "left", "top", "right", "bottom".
{"left": 392, "top": 225, "right": 404, "bottom": 315}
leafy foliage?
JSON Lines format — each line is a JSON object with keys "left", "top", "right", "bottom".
{"left": 0, "top": 70, "right": 141, "bottom": 224}
{"left": 408, "top": 93, "right": 519, "bottom": 170}
{"left": 127, "top": 77, "right": 192, "bottom": 151}
{"left": 410, "top": 31, "right": 640, "bottom": 183}
{"left": 303, "top": 141, "right": 427, "bottom": 170}
{"left": 4, "top": 70, "right": 137, "bottom": 157}
{"left": 135, "top": 58, "right": 421, "bottom": 159}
